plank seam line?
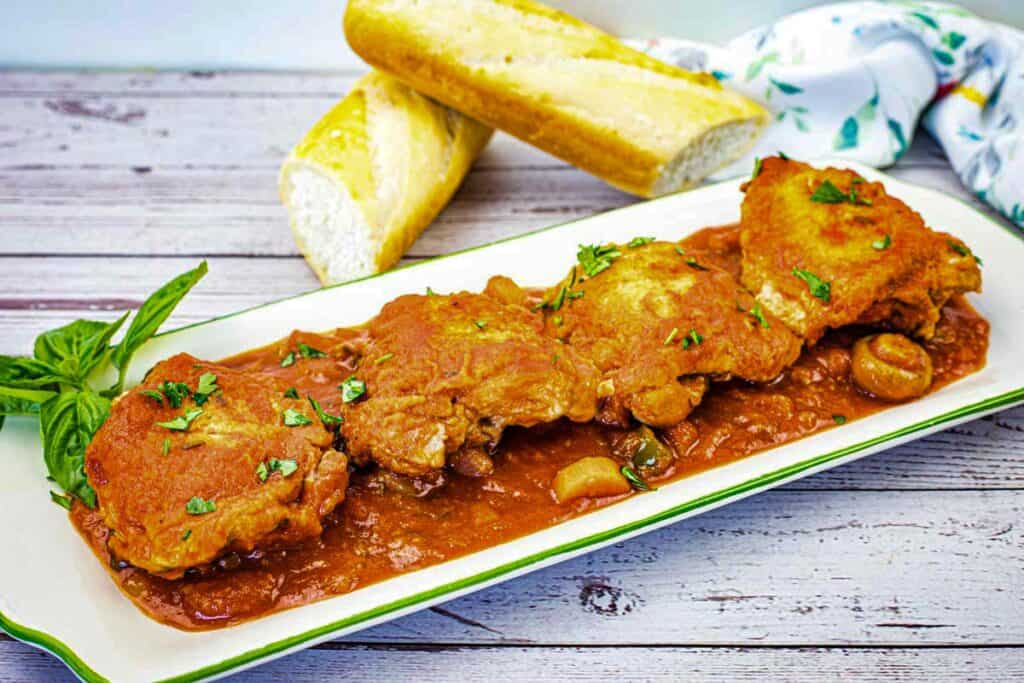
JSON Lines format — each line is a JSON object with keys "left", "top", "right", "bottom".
{"left": 309, "top": 641, "right": 1024, "bottom": 651}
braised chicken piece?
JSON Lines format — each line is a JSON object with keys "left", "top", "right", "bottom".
{"left": 85, "top": 353, "right": 348, "bottom": 578}
{"left": 541, "top": 240, "right": 802, "bottom": 427}
{"left": 338, "top": 291, "right": 600, "bottom": 477}
{"left": 740, "top": 156, "right": 982, "bottom": 343}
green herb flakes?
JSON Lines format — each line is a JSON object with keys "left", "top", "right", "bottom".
{"left": 156, "top": 407, "right": 203, "bottom": 431}
{"left": 192, "top": 372, "right": 218, "bottom": 406}
{"left": 140, "top": 389, "right": 164, "bottom": 406}
{"left": 270, "top": 458, "right": 298, "bottom": 478}
{"left": 340, "top": 377, "right": 367, "bottom": 403}
{"left": 674, "top": 245, "right": 686, "bottom": 256}
{"left": 280, "top": 351, "right": 295, "bottom": 368}
{"left": 810, "top": 179, "right": 872, "bottom": 206}
{"left": 749, "top": 302, "right": 770, "bottom": 328}
{"left": 474, "top": 319, "right": 487, "bottom": 330}
{"left": 297, "top": 342, "right": 326, "bottom": 359}
{"left": 620, "top": 465, "right": 655, "bottom": 492}
{"left": 685, "top": 256, "right": 708, "bottom": 271}
{"left": 872, "top": 234, "right": 892, "bottom": 250}
{"left": 792, "top": 268, "right": 831, "bottom": 302}
{"left": 284, "top": 387, "right": 299, "bottom": 399}
{"left": 282, "top": 408, "right": 312, "bottom": 427}
{"left": 256, "top": 461, "right": 269, "bottom": 482}
{"left": 664, "top": 328, "right": 679, "bottom": 346}
{"left": 161, "top": 437, "right": 171, "bottom": 456}
{"left": 752, "top": 157, "right": 763, "bottom": 179}
{"left": 185, "top": 496, "right": 216, "bottom": 515}
{"left": 949, "top": 241, "right": 982, "bottom": 265}
{"left": 577, "top": 243, "right": 621, "bottom": 277}
{"left": 309, "top": 396, "right": 343, "bottom": 426}
{"left": 158, "top": 381, "right": 191, "bottom": 408}
{"left": 181, "top": 529, "right": 192, "bottom": 541}
{"left": 374, "top": 353, "right": 394, "bottom": 365}
{"left": 628, "top": 236, "right": 655, "bottom": 248}
{"left": 833, "top": 414, "right": 847, "bottom": 425}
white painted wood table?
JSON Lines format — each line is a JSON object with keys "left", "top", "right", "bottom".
{"left": 1, "top": 70, "right": 1022, "bottom": 682}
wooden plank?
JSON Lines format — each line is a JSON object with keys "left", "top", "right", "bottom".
{"left": 0, "top": 165, "right": 629, "bottom": 257}
{"left": 2, "top": 641, "right": 1022, "bottom": 683}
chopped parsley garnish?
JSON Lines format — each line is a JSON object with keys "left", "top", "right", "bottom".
{"left": 340, "top": 377, "right": 367, "bottom": 403}
{"left": 872, "top": 234, "right": 891, "bottom": 250}
{"left": 552, "top": 353, "right": 559, "bottom": 365}
{"left": 777, "top": 151, "right": 789, "bottom": 160}
{"left": 140, "top": 389, "right": 164, "bottom": 405}
{"left": 284, "top": 387, "right": 299, "bottom": 399}
{"left": 567, "top": 291, "right": 584, "bottom": 300}
{"left": 297, "top": 342, "right": 326, "bottom": 359}
{"left": 577, "top": 243, "right": 621, "bottom": 277}
{"left": 949, "top": 241, "right": 982, "bottom": 265}
{"left": 426, "top": 287, "right": 437, "bottom": 296}
{"left": 269, "top": 458, "right": 298, "bottom": 478}
{"left": 181, "top": 529, "right": 192, "bottom": 541}
{"left": 192, "top": 372, "right": 218, "bottom": 406}
{"left": 681, "top": 329, "right": 703, "bottom": 350}
{"left": 664, "top": 327, "right": 679, "bottom": 345}
{"left": 162, "top": 437, "right": 171, "bottom": 456}
{"left": 282, "top": 408, "right": 312, "bottom": 427}
{"left": 50, "top": 491, "right": 72, "bottom": 510}
{"left": 792, "top": 267, "right": 831, "bottom": 302}
{"left": 674, "top": 245, "right": 686, "bottom": 256}
{"left": 685, "top": 256, "right": 708, "bottom": 271}
{"left": 280, "top": 351, "right": 295, "bottom": 368}
{"left": 185, "top": 496, "right": 216, "bottom": 515}
{"left": 752, "top": 157, "right": 763, "bottom": 179}
{"left": 308, "top": 396, "right": 343, "bottom": 426}
{"left": 551, "top": 285, "right": 567, "bottom": 311}
{"left": 628, "top": 236, "right": 655, "bottom": 248}
{"left": 553, "top": 315, "right": 563, "bottom": 326}
{"left": 374, "top": 353, "right": 394, "bottom": 365}
{"left": 158, "top": 381, "right": 191, "bottom": 408}
{"left": 156, "top": 407, "right": 203, "bottom": 431}
{"left": 833, "top": 414, "right": 847, "bottom": 425}
{"left": 810, "top": 179, "right": 872, "bottom": 206}
{"left": 474, "top": 319, "right": 487, "bottom": 330}
{"left": 749, "top": 302, "right": 770, "bottom": 328}
{"left": 620, "top": 465, "right": 655, "bottom": 492}
{"left": 259, "top": 458, "right": 298, "bottom": 482}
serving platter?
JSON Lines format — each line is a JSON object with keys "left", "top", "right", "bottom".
{"left": 2, "top": 159, "right": 1023, "bottom": 682}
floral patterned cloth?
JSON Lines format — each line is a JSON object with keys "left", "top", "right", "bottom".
{"left": 633, "top": 1, "right": 1023, "bottom": 227}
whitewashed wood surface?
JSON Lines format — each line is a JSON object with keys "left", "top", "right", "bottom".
{"left": 0, "top": 70, "right": 1022, "bottom": 682}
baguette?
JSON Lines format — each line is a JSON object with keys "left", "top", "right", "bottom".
{"left": 344, "top": 0, "right": 767, "bottom": 197}
{"left": 279, "top": 70, "right": 493, "bottom": 284}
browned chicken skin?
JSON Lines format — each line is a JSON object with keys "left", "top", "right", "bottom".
{"left": 338, "top": 291, "right": 600, "bottom": 477}
{"left": 541, "top": 241, "right": 802, "bottom": 427}
{"left": 740, "top": 157, "right": 982, "bottom": 343}
{"left": 85, "top": 353, "right": 348, "bottom": 578}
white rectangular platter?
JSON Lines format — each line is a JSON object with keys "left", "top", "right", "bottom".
{"left": 2, "top": 160, "right": 1023, "bottom": 682}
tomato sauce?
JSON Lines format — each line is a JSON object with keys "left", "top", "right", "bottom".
{"left": 70, "top": 226, "right": 989, "bottom": 630}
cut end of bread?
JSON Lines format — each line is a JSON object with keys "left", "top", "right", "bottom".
{"left": 282, "top": 162, "right": 377, "bottom": 285}
{"left": 651, "top": 119, "right": 764, "bottom": 197}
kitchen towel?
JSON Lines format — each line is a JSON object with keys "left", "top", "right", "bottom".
{"left": 637, "top": 1, "right": 1023, "bottom": 227}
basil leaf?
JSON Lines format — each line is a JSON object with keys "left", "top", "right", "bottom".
{"left": 33, "top": 314, "right": 128, "bottom": 384}
{"left": 0, "top": 355, "right": 69, "bottom": 389}
{"left": 282, "top": 408, "right": 312, "bottom": 427}
{"left": 109, "top": 261, "right": 208, "bottom": 392}
{"left": 308, "top": 396, "right": 343, "bottom": 426}
{"left": 39, "top": 389, "right": 111, "bottom": 508}
{"left": 0, "top": 386, "right": 55, "bottom": 433}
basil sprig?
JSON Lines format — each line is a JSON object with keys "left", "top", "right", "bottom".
{"left": 0, "top": 262, "right": 208, "bottom": 509}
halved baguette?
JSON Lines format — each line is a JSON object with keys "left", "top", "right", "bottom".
{"left": 279, "top": 71, "right": 493, "bottom": 285}
{"left": 344, "top": 0, "right": 767, "bottom": 197}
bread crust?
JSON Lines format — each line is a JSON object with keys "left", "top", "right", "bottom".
{"left": 344, "top": 0, "right": 766, "bottom": 197}
{"left": 280, "top": 71, "right": 492, "bottom": 284}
